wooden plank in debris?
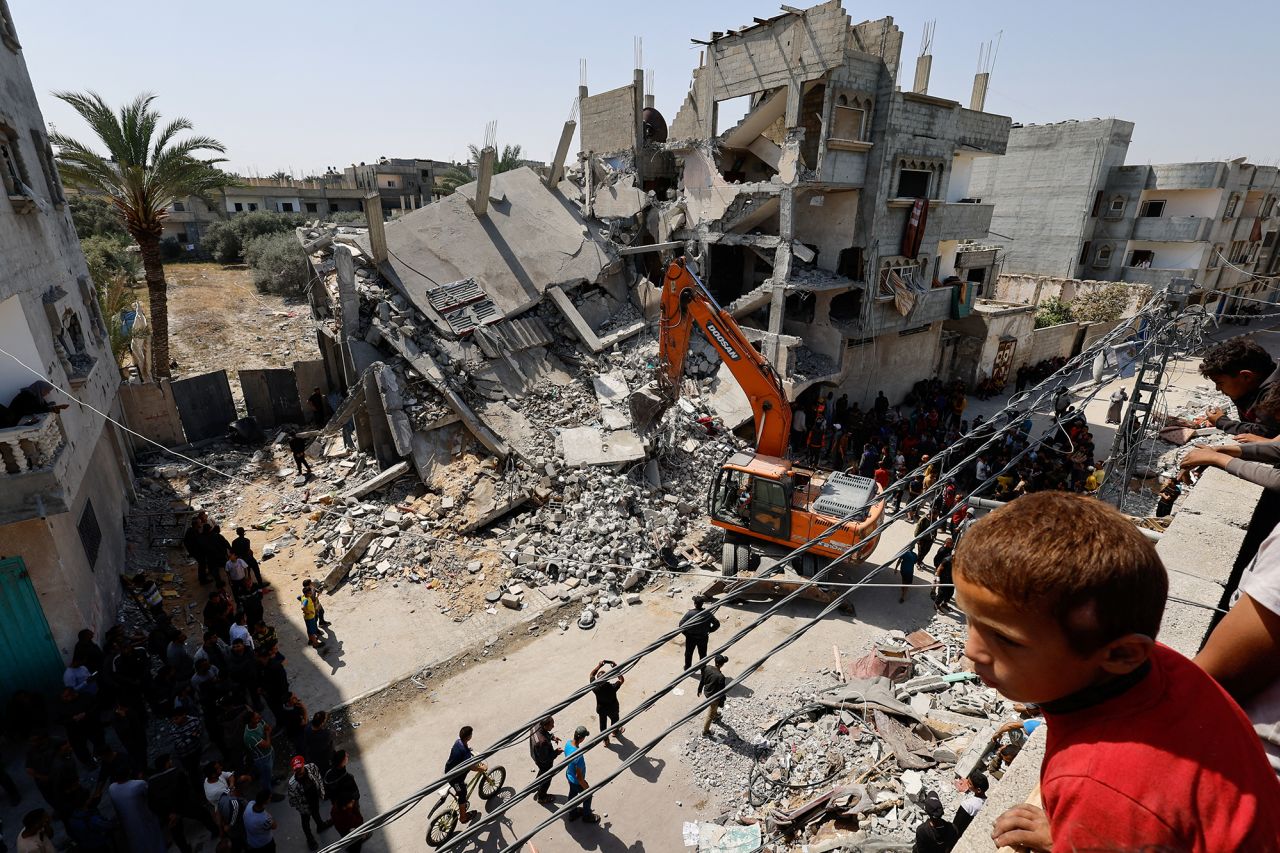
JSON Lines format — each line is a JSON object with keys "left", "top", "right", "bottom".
{"left": 905, "top": 629, "right": 943, "bottom": 652}
{"left": 338, "top": 461, "right": 410, "bottom": 501}
{"left": 326, "top": 529, "right": 377, "bottom": 588}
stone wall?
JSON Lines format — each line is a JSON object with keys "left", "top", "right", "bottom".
{"left": 993, "top": 273, "right": 1151, "bottom": 317}
{"left": 1026, "top": 321, "right": 1079, "bottom": 365}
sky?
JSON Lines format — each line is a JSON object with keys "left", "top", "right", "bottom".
{"left": 13, "top": 0, "right": 1280, "bottom": 176}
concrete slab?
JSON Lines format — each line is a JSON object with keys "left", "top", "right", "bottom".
{"left": 477, "top": 401, "right": 540, "bottom": 460}
{"left": 592, "top": 178, "right": 646, "bottom": 220}
{"left": 560, "top": 426, "right": 647, "bottom": 468}
{"left": 376, "top": 168, "right": 615, "bottom": 329}
{"left": 339, "top": 460, "right": 411, "bottom": 500}
{"left": 706, "top": 362, "right": 753, "bottom": 429}
{"left": 593, "top": 371, "right": 633, "bottom": 430}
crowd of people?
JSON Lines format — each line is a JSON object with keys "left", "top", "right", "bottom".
{"left": 791, "top": 375, "right": 1106, "bottom": 537}
{"left": 14, "top": 512, "right": 357, "bottom": 853}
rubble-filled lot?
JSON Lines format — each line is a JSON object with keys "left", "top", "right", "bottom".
{"left": 681, "top": 614, "right": 1029, "bottom": 850}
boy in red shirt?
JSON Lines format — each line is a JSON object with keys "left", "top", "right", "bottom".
{"left": 953, "top": 492, "right": 1280, "bottom": 852}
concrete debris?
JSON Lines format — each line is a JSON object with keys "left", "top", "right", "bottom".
{"left": 679, "top": 613, "right": 1026, "bottom": 849}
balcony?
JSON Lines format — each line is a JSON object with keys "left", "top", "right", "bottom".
{"left": 1131, "top": 215, "right": 1212, "bottom": 242}
{"left": 1121, "top": 266, "right": 1196, "bottom": 288}
{"left": 837, "top": 284, "right": 954, "bottom": 338}
{"left": 910, "top": 202, "right": 995, "bottom": 242}
{"left": 0, "top": 412, "right": 71, "bottom": 524}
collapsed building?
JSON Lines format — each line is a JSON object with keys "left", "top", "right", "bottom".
{"left": 292, "top": 0, "right": 1012, "bottom": 604}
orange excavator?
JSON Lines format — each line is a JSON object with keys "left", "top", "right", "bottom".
{"left": 633, "top": 257, "right": 884, "bottom": 584}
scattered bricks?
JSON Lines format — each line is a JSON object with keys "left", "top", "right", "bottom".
{"left": 382, "top": 509, "right": 402, "bottom": 527}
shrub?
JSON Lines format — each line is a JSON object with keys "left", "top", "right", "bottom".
{"left": 69, "top": 195, "right": 129, "bottom": 241}
{"left": 329, "top": 210, "right": 367, "bottom": 225}
{"left": 82, "top": 234, "right": 140, "bottom": 284}
{"left": 1035, "top": 296, "right": 1074, "bottom": 329}
{"left": 200, "top": 219, "right": 243, "bottom": 264}
{"left": 1072, "top": 283, "right": 1131, "bottom": 324}
{"left": 244, "top": 233, "right": 308, "bottom": 295}
{"left": 159, "top": 236, "right": 184, "bottom": 261}
{"left": 235, "top": 210, "right": 301, "bottom": 240}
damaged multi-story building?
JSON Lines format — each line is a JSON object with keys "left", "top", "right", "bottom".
{"left": 641, "top": 1, "right": 1011, "bottom": 410}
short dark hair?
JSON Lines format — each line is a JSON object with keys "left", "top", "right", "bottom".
{"left": 953, "top": 492, "right": 1167, "bottom": 654}
{"left": 1199, "top": 336, "right": 1275, "bottom": 378}
{"left": 22, "top": 809, "right": 47, "bottom": 831}
{"left": 459, "top": 725, "right": 473, "bottom": 740}
{"left": 967, "top": 770, "right": 989, "bottom": 795}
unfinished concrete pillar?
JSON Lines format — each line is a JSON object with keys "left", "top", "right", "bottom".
{"left": 362, "top": 366, "right": 396, "bottom": 467}
{"left": 766, "top": 82, "right": 805, "bottom": 371}
{"left": 472, "top": 147, "right": 496, "bottom": 217}
{"left": 398, "top": 194, "right": 406, "bottom": 214}
{"left": 547, "top": 120, "right": 577, "bottom": 189}
{"left": 633, "top": 68, "right": 645, "bottom": 182}
{"left": 913, "top": 54, "right": 932, "bottom": 95}
{"left": 363, "top": 194, "right": 387, "bottom": 266}
{"left": 970, "top": 72, "right": 989, "bottom": 112}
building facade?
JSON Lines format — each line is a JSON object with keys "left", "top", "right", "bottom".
{"left": 344, "top": 158, "right": 439, "bottom": 218}
{"left": 162, "top": 178, "right": 368, "bottom": 246}
{"left": 971, "top": 119, "right": 1280, "bottom": 311}
{"left": 0, "top": 6, "right": 133, "bottom": 695}
{"left": 657, "top": 2, "right": 1011, "bottom": 407}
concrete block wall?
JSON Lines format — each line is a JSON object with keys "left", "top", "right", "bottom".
{"left": 580, "top": 84, "right": 636, "bottom": 155}
{"left": 703, "top": 1, "right": 849, "bottom": 102}
{"left": 1156, "top": 467, "right": 1261, "bottom": 656}
{"left": 968, "top": 119, "right": 1134, "bottom": 278}
{"left": 1026, "top": 320, "right": 1079, "bottom": 365}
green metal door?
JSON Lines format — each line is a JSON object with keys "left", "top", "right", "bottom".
{"left": 0, "top": 557, "right": 64, "bottom": 699}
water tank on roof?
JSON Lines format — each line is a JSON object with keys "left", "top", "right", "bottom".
{"left": 642, "top": 107, "right": 668, "bottom": 143}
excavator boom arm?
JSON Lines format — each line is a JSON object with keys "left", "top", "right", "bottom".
{"left": 655, "top": 259, "right": 792, "bottom": 457}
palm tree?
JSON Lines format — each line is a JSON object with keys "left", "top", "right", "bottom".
{"left": 50, "top": 92, "right": 234, "bottom": 378}
{"left": 437, "top": 143, "right": 524, "bottom": 195}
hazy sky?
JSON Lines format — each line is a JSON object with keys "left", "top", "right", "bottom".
{"left": 14, "top": 0, "right": 1280, "bottom": 176}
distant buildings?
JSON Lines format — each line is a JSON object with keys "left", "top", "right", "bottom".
{"left": 0, "top": 8, "right": 131, "bottom": 693}
{"left": 344, "top": 158, "right": 448, "bottom": 219}
{"left": 163, "top": 177, "right": 367, "bottom": 246}
{"left": 970, "top": 119, "right": 1280, "bottom": 312}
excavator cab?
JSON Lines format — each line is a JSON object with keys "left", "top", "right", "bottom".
{"left": 709, "top": 457, "right": 792, "bottom": 542}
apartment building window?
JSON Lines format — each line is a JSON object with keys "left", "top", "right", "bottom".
{"left": 385, "top": 179, "right": 396, "bottom": 188}
{"left": 1265, "top": 231, "right": 1277, "bottom": 249}
{"left": 1094, "top": 245, "right": 1113, "bottom": 266}
{"left": 1106, "top": 196, "right": 1125, "bottom": 218}
{"left": 1091, "top": 191, "right": 1104, "bottom": 218}
{"left": 1078, "top": 241, "right": 1092, "bottom": 266}
{"left": 1224, "top": 193, "right": 1240, "bottom": 220}
{"left": 329, "top": 203, "right": 341, "bottom": 213}
{"left": 0, "top": 0, "right": 19, "bottom": 51}
{"left": 1139, "top": 200, "right": 1165, "bottom": 218}
{"left": 0, "top": 123, "right": 32, "bottom": 210}
{"left": 78, "top": 499, "right": 102, "bottom": 570}
{"left": 173, "top": 201, "right": 185, "bottom": 212}
{"left": 1247, "top": 242, "right": 1261, "bottom": 264}
{"left": 248, "top": 203, "right": 257, "bottom": 211}
{"left": 897, "top": 169, "right": 931, "bottom": 199}
{"left": 1264, "top": 196, "right": 1277, "bottom": 219}
{"left": 1229, "top": 240, "right": 1249, "bottom": 264}
{"left": 305, "top": 202, "right": 318, "bottom": 213}
{"left": 831, "top": 94, "right": 871, "bottom": 142}
{"left": 176, "top": 231, "right": 188, "bottom": 244}
{"left": 420, "top": 169, "right": 430, "bottom": 180}
{"left": 234, "top": 202, "right": 243, "bottom": 212}
{"left": 1129, "top": 249, "right": 1154, "bottom": 267}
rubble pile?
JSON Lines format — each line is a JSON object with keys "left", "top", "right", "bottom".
{"left": 682, "top": 614, "right": 1029, "bottom": 851}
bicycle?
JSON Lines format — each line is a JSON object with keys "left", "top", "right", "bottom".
{"left": 425, "top": 764, "right": 507, "bottom": 847}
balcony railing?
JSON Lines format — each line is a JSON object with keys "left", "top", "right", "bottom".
{"left": 0, "top": 412, "right": 66, "bottom": 475}
{"left": 1131, "top": 215, "right": 1212, "bottom": 242}
{"left": 0, "top": 412, "right": 72, "bottom": 525}
{"left": 1121, "top": 266, "right": 1196, "bottom": 287}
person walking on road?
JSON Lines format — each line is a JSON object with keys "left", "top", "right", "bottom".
{"left": 589, "top": 661, "right": 624, "bottom": 743}
{"left": 288, "top": 432, "right": 313, "bottom": 477}
{"left": 287, "top": 755, "right": 331, "bottom": 851}
{"left": 698, "top": 654, "right": 730, "bottom": 736}
{"left": 563, "top": 726, "right": 599, "bottom": 824}
{"left": 679, "top": 595, "right": 720, "bottom": 673}
{"left": 529, "top": 717, "right": 559, "bottom": 805}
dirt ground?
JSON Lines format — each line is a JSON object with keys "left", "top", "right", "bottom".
{"left": 136, "top": 261, "right": 318, "bottom": 386}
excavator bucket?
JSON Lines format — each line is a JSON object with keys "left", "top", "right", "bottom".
{"left": 628, "top": 381, "right": 669, "bottom": 432}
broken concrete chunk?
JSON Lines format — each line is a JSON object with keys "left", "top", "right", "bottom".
{"left": 501, "top": 593, "right": 522, "bottom": 610}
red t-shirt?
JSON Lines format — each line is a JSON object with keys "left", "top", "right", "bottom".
{"left": 1041, "top": 643, "right": 1280, "bottom": 852}
{"left": 873, "top": 468, "right": 890, "bottom": 489}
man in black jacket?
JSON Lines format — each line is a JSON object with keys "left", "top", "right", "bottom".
{"left": 679, "top": 595, "right": 720, "bottom": 673}
{"left": 325, "top": 750, "right": 363, "bottom": 850}
{"left": 231, "top": 527, "right": 265, "bottom": 587}
{"left": 184, "top": 517, "right": 210, "bottom": 585}
{"left": 528, "top": 716, "right": 559, "bottom": 804}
